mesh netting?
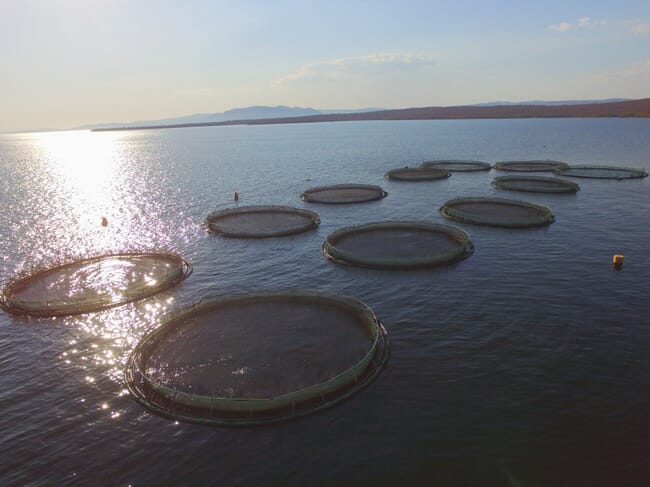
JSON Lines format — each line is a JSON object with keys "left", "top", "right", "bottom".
{"left": 556, "top": 165, "right": 648, "bottom": 180}
{"left": 385, "top": 167, "right": 451, "bottom": 181}
{"left": 124, "top": 291, "right": 389, "bottom": 426}
{"left": 492, "top": 175, "right": 580, "bottom": 193}
{"left": 206, "top": 206, "right": 320, "bottom": 238}
{"left": 301, "top": 184, "right": 387, "bottom": 204}
{"left": 420, "top": 160, "right": 492, "bottom": 172}
{"left": 440, "top": 197, "right": 555, "bottom": 228}
{"left": 322, "top": 221, "right": 473, "bottom": 270}
{"left": 494, "top": 160, "right": 569, "bottom": 172}
{"left": 0, "top": 253, "right": 192, "bottom": 317}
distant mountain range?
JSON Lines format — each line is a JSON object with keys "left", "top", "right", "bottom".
{"left": 472, "top": 98, "right": 629, "bottom": 107}
{"left": 91, "top": 98, "right": 650, "bottom": 132}
{"left": 76, "top": 106, "right": 383, "bottom": 130}
{"left": 80, "top": 99, "right": 634, "bottom": 131}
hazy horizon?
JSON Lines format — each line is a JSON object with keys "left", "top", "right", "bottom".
{"left": 4, "top": 98, "right": 643, "bottom": 135}
{"left": 2, "top": 0, "right": 649, "bottom": 133}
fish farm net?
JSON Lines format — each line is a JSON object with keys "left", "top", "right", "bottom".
{"left": 420, "top": 160, "right": 492, "bottom": 172}
{"left": 492, "top": 175, "right": 579, "bottom": 193}
{"left": 124, "top": 291, "right": 389, "bottom": 426}
{"left": 206, "top": 206, "right": 320, "bottom": 238}
{"left": 301, "top": 184, "right": 387, "bottom": 204}
{"left": 494, "top": 160, "right": 569, "bottom": 172}
{"left": 322, "top": 221, "right": 473, "bottom": 270}
{"left": 440, "top": 197, "right": 555, "bottom": 228}
{"left": 385, "top": 167, "right": 451, "bottom": 181}
{"left": 0, "top": 253, "right": 192, "bottom": 317}
{"left": 555, "top": 165, "right": 648, "bottom": 180}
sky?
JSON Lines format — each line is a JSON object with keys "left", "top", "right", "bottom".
{"left": 1, "top": 0, "right": 649, "bottom": 132}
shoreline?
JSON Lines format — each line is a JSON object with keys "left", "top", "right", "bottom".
{"left": 92, "top": 98, "right": 650, "bottom": 132}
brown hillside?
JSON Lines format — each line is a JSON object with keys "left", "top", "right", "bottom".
{"left": 93, "top": 98, "right": 650, "bottom": 132}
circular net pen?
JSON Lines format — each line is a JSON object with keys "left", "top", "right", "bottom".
{"left": 494, "top": 160, "right": 569, "bottom": 172}
{"left": 440, "top": 197, "right": 555, "bottom": 228}
{"left": 492, "top": 175, "right": 579, "bottom": 194}
{"left": 0, "top": 253, "right": 192, "bottom": 317}
{"left": 206, "top": 206, "right": 320, "bottom": 238}
{"left": 420, "top": 160, "right": 492, "bottom": 172}
{"left": 322, "top": 221, "right": 474, "bottom": 270}
{"left": 124, "top": 291, "right": 389, "bottom": 426}
{"left": 301, "top": 184, "right": 387, "bottom": 204}
{"left": 385, "top": 167, "right": 451, "bottom": 181}
{"left": 556, "top": 165, "right": 648, "bottom": 180}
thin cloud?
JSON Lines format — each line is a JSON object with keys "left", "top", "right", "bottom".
{"left": 548, "top": 22, "right": 572, "bottom": 32}
{"left": 600, "top": 59, "right": 650, "bottom": 79}
{"left": 578, "top": 17, "right": 607, "bottom": 28}
{"left": 629, "top": 21, "right": 650, "bottom": 34}
{"left": 548, "top": 17, "right": 606, "bottom": 32}
{"left": 275, "top": 53, "right": 435, "bottom": 84}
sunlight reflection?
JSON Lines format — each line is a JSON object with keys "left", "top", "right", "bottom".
{"left": 31, "top": 128, "right": 171, "bottom": 254}
{"left": 18, "top": 129, "right": 198, "bottom": 266}
{"left": 37, "top": 130, "right": 120, "bottom": 192}
{"left": 70, "top": 300, "right": 172, "bottom": 385}
{"left": 35, "top": 130, "right": 125, "bottom": 249}
{"left": 9, "top": 130, "right": 198, "bottom": 423}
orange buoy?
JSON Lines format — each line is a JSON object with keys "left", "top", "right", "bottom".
{"left": 613, "top": 254, "right": 624, "bottom": 265}
{"left": 101, "top": 217, "right": 108, "bottom": 227}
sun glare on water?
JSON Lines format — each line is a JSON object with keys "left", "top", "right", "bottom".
{"left": 25, "top": 129, "right": 181, "bottom": 258}
{"left": 14, "top": 131, "right": 184, "bottom": 393}
{"left": 36, "top": 130, "right": 123, "bottom": 245}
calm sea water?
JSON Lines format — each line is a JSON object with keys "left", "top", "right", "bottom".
{"left": 1, "top": 119, "right": 649, "bottom": 486}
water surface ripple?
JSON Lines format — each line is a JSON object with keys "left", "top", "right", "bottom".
{"left": 1, "top": 119, "right": 649, "bottom": 485}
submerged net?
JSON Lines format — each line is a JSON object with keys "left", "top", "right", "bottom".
{"left": 206, "top": 206, "right": 320, "bottom": 238}
{"left": 301, "top": 184, "right": 387, "bottom": 204}
{"left": 124, "top": 291, "right": 389, "bottom": 426}
{"left": 492, "top": 175, "right": 579, "bottom": 193}
{"left": 0, "top": 253, "right": 192, "bottom": 317}
{"left": 322, "top": 221, "right": 473, "bottom": 270}
{"left": 440, "top": 197, "right": 555, "bottom": 228}
{"left": 494, "top": 160, "right": 569, "bottom": 172}
{"left": 385, "top": 167, "right": 451, "bottom": 181}
{"left": 556, "top": 165, "right": 648, "bottom": 180}
{"left": 420, "top": 160, "right": 492, "bottom": 172}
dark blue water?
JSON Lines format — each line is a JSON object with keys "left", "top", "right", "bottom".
{"left": 1, "top": 119, "right": 649, "bottom": 485}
